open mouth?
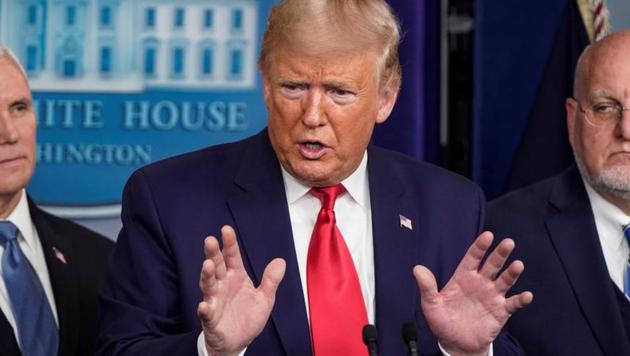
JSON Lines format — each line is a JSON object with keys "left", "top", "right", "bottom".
{"left": 299, "top": 141, "right": 328, "bottom": 159}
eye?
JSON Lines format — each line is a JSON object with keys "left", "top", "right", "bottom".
{"left": 279, "top": 82, "right": 306, "bottom": 99}
{"left": 327, "top": 87, "right": 356, "bottom": 104}
{"left": 10, "top": 101, "right": 30, "bottom": 116}
{"left": 592, "top": 102, "right": 619, "bottom": 113}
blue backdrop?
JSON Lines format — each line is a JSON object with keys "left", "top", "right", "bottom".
{"left": 473, "top": 0, "right": 589, "bottom": 199}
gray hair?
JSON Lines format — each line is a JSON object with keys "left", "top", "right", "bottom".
{"left": 0, "top": 45, "right": 28, "bottom": 81}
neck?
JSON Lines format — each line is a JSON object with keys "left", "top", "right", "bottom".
{"left": 0, "top": 190, "right": 22, "bottom": 219}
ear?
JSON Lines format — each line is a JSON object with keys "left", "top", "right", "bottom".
{"left": 566, "top": 97, "right": 577, "bottom": 149}
{"left": 376, "top": 77, "right": 400, "bottom": 124}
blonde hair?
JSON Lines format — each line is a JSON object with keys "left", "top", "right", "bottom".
{"left": 258, "top": 0, "right": 401, "bottom": 90}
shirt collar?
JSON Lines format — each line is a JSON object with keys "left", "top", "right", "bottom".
{"left": 584, "top": 181, "right": 630, "bottom": 249}
{"left": 281, "top": 151, "right": 369, "bottom": 207}
{"left": 4, "top": 190, "right": 36, "bottom": 248}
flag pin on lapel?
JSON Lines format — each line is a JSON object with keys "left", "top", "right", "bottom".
{"left": 399, "top": 214, "right": 413, "bottom": 230}
{"left": 52, "top": 247, "right": 67, "bottom": 264}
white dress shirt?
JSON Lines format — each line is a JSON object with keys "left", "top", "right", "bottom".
{"left": 584, "top": 181, "right": 630, "bottom": 292}
{"left": 197, "top": 152, "right": 475, "bottom": 355}
{"left": 0, "top": 189, "right": 59, "bottom": 344}
{"left": 198, "top": 153, "right": 374, "bottom": 355}
{"left": 282, "top": 152, "right": 375, "bottom": 323}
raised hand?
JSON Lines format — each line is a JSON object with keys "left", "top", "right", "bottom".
{"left": 414, "top": 231, "right": 533, "bottom": 356}
{"left": 197, "top": 225, "right": 286, "bottom": 356}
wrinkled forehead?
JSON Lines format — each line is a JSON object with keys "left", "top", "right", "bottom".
{"left": 266, "top": 44, "right": 380, "bottom": 75}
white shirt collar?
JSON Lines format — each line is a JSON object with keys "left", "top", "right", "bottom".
{"left": 281, "top": 151, "right": 369, "bottom": 207}
{"left": 4, "top": 190, "right": 36, "bottom": 248}
{"left": 584, "top": 181, "right": 630, "bottom": 249}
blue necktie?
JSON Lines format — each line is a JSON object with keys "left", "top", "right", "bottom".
{"left": 0, "top": 221, "right": 58, "bottom": 356}
{"left": 623, "top": 225, "right": 630, "bottom": 299}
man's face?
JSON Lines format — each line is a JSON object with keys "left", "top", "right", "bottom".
{"left": 568, "top": 43, "right": 630, "bottom": 197}
{"left": 263, "top": 46, "right": 397, "bottom": 186}
{"left": 0, "top": 57, "right": 36, "bottom": 200}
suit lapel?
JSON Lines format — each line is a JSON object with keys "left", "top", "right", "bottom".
{"left": 226, "top": 132, "right": 312, "bottom": 356}
{"left": 29, "top": 200, "right": 80, "bottom": 356}
{"left": 546, "top": 169, "right": 630, "bottom": 355}
{"left": 368, "top": 146, "right": 422, "bottom": 353}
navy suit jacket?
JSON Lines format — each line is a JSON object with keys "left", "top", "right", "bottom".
{"left": 0, "top": 199, "right": 114, "bottom": 356}
{"left": 487, "top": 166, "right": 630, "bottom": 355}
{"left": 97, "top": 129, "right": 520, "bottom": 355}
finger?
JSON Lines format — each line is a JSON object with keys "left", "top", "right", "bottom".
{"left": 199, "top": 259, "right": 219, "bottom": 300}
{"left": 456, "top": 231, "right": 494, "bottom": 273}
{"left": 197, "top": 300, "right": 219, "bottom": 329}
{"left": 478, "top": 238, "right": 515, "bottom": 279}
{"left": 221, "top": 225, "right": 245, "bottom": 270}
{"left": 505, "top": 291, "right": 534, "bottom": 314}
{"left": 413, "top": 265, "right": 440, "bottom": 305}
{"left": 495, "top": 260, "right": 524, "bottom": 293}
{"left": 204, "top": 236, "right": 227, "bottom": 279}
{"left": 204, "top": 235, "right": 220, "bottom": 259}
{"left": 259, "top": 258, "right": 287, "bottom": 301}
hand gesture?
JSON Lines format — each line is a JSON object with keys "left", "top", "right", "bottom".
{"left": 414, "top": 231, "right": 533, "bottom": 356}
{"left": 197, "top": 225, "right": 286, "bottom": 356}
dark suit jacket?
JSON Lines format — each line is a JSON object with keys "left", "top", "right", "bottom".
{"left": 96, "top": 129, "right": 521, "bottom": 355}
{"left": 0, "top": 199, "right": 114, "bottom": 356}
{"left": 487, "top": 166, "right": 630, "bottom": 355}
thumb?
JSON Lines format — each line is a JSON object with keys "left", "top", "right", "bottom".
{"left": 259, "top": 258, "right": 286, "bottom": 299}
{"left": 414, "top": 265, "right": 439, "bottom": 305}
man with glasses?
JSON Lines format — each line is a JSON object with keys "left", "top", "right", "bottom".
{"left": 487, "top": 30, "right": 630, "bottom": 354}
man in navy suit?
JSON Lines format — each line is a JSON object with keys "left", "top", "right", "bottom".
{"left": 0, "top": 46, "right": 113, "bottom": 356}
{"left": 97, "top": 1, "right": 531, "bottom": 355}
{"left": 487, "top": 30, "right": 630, "bottom": 355}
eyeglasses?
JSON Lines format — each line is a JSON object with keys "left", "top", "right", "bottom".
{"left": 576, "top": 99, "right": 630, "bottom": 127}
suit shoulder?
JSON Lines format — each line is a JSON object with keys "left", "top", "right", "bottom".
{"left": 124, "top": 132, "right": 266, "bottom": 198}
{"left": 486, "top": 173, "right": 563, "bottom": 237}
{"left": 488, "top": 174, "right": 557, "bottom": 214}
{"left": 35, "top": 207, "right": 114, "bottom": 251}
{"left": 370, "top": 145, "right": 482, "bottom": 194}
{"left": 138, "top": 133, "right": 256, "bottom": 178}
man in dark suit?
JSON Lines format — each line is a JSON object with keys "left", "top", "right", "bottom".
{"left": 97, "top": 1, "right": 531, "bottom": 355}
{"left": 487, "top": 30, "right": 630, "bottom": 355}
{"left": 0, "top": 46, "right": 114, "bottom": 356}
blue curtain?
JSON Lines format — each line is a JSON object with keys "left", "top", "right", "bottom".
{"left": 473, "top": 0, "right": 589, "bottom": 199}
{"left": 373, "top": 0, "right": 440, "bottom": 163}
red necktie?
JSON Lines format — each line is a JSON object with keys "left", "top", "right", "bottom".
{"left": 307, "top": 184, "right": 368, "bottom": 356}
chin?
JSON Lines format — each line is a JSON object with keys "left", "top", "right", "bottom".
{"left": 589, "top": 166, "right": 630, "bottom": 199}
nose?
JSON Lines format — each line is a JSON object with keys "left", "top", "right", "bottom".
{"left": 301, "top": 90, "right": 326, "bottom": 128}
{"left": 0, "top": 110, "right": 19, "bottom": 144}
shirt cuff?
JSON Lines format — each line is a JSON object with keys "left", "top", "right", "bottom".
{"left": 197, "top": 332, "right": 209, "bottom": 356}
{"left": 197, "top": 332, "right": 248, "bottom": 356}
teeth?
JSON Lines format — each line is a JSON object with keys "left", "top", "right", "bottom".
{"left": 305, "top": 142, "right": 321, "bottom": 149}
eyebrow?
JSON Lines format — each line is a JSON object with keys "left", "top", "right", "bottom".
{"left": 277, "top": 78, "right": 310, "bottom": 86}
{"left": 9, "top": 97, "right": 32, "bottom": 107}
{"left": 322, "top": 80, "right": 355, "bottom": 89}
{"left": 588, "top": 89, "right": 616, "bottom": 99}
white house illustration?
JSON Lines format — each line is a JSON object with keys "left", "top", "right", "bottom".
{"left": 0, "top": 0, "right": 258, "bottom": 92}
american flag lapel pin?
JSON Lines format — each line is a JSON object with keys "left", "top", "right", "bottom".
{"left": 399, "top": 214, "right": 413, "bottom": 230}
{"left": 52, "top": 247, "right": 67, "bottom": 264}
